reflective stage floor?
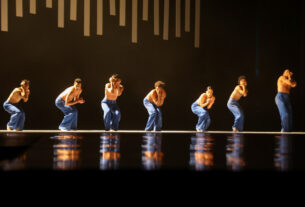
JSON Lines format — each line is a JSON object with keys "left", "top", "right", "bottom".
{"left": 0, "top": 131, "right": 304, "bottom": 172}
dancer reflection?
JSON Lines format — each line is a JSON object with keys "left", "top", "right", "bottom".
{"left": 52, "top": 133, "right": 82, "bottom": 170}
{"left": 55, "top": 78, "right": 85, "bottom": 131}
{"left": 100, "top": 133, "right": 120, "bottom": 170}
{"left": 191, "top": 86, "right": 215, "bottom": 132}
{"left": 101, "top": 74, "right": 124, "bottom": 131}
{"left": 275, "top": 69, "right": 296, "bottom": 132}
{"left": 189, "top": 133, "right": 214, "bottom": 171}
{"left": 142, "top": 133, "right": 163, "bottom": 170}
{"left": 143, "top": 81, "right": 167, "bottom": 131}
{"left": 274, "top": 134, "right": 292, "bottom": 171}
{"left": 3, "top": 80, "right": 30, "bottom": 131}
{"left": 226, "top": 134, "right": 245, "bottom": 171}
{"left": 227, "top": 76, "right": 248, "bottom": 132}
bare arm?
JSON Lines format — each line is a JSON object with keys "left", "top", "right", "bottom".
{"left": 197, "top": 94, "right": 210, "bottom": 108}
{"left": 156, "top": 90, "right": 166, "bottom": 106}
{"left": 237, "top": 86, "right": 248, "bottom": 97}
{"left": 280, "top": 76, "right": 297, "bottom": 88}
{"left": 118, "top": 85, "right": 124, "bottom": 96}
{"left": 207, "top": 96, "right": 215, "bottom": 109}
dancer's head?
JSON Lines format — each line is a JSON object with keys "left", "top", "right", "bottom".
{"left": 154, "top": 81, "right": 165, "bottom": 93}
{"left": 74, "top": 78, "right": 82, "bottom": 89}
{"left": 20, "top": 79, "right": 30, "bottom": 89}
{"left": 206, "top": 86, "right": 213, "bottom": 98}
{"left": 283, "top": 69, "right": 293, "bottom": 77}
{"left": 110, "top": 74, "right": 121, "bottom": 85}
{"left": 238, "top": 76, "right": 247, "bottom": 86}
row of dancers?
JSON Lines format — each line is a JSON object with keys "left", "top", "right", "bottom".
{"left": 2, "top": 69, "right": 296, "bottom": 132}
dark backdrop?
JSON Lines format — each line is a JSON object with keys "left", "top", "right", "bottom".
{"left": 0, "top": 0, "right": 304, "bottom": 131}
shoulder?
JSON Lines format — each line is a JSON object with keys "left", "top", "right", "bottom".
{"left": 13, "top": 88, "right": 21, "bottom": 93}
{"left": 105, "top": 83, "right": 110, "bottom": 88}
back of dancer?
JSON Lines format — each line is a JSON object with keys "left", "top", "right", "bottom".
{"left": 3, "top": 79, "right": 30, "bottom": 131}
{"left": 55, "top": 78, "right": 85, "bottom": 131}
{"left": 101, "top": 74, "right": 124, "bottom": 131}
{"left": 143, "top": 81, "right": 167, "bottom": 131}
{"left": 275, "top": 69, "right": 296, "bottom": 132}
{"left": 191, "top": 86, "right": 215, "bottom": 132}
{"left": 227, "top": 76, "right": 248, "bottom": 132}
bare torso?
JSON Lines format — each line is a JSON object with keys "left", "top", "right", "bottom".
{"left": 197, "top": 93, "right": 215, "bottom": 109}
{"left": 277, "top": 76, "right": 293, "bottom": 94}
{"left": 8, "top": 87, "right": 30, "bottom": 104}
{"left": 60, "top": 86, "right": 82, "bottom": 103}
{"left": 146, "top": 89, "right": 167, "bottom": 107}
{"left": 230, "top": 85, "right": 246, "bottom": 101}
{"left": 105, "top": 83, "right": 124, "bottom": 101}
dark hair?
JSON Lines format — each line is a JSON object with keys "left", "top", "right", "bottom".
{"left": 112, "top": 74, "right": 120, "bottom": 79}
{"left": 238, "top": 76, "right": 246, "bottom": 84}
{"left": 74, "top": 78, "right": 82, "bottom": 84}
{"left": 154, "top": 81, "right": 165, "bottom": 88}
{"left": 206, "top": 86, "right": 212, "bottom": 91}
{"left": 20, "top": 79, "right": 30, "bottom": 85}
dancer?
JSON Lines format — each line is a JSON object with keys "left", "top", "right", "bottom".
{"left": 227, "top": 76, "right": 248, "bottom": 132}
{"left": 3, "top": 79, "right": 30, "bottom": 131}
{"left": 101, "top": 74, "right": 124, "bottom": 131}
{"left": 143, "top": 81, "right": 167, "bottom": 131}
{"left": 191, "top": 86, "right": 215, "bottom": 132}
{"left": 275, "top": 69, "right": 296, "bottom": 132}
{"left": 55, "top": 78, "right": 85, "bottom": 131}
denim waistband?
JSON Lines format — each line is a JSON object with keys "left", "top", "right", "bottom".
{"left": 3, "top": 100, "right": 18, "bottom": 105}
{"left": 56, "top": 96, "right": 65, "bottom": 103}
{"left": 277, "top": 92, "right": 289, "bottom": 96}
{"left": 228, "top": 97, "right": 238, "bottom": 103}
{"left": 102, "top": 98, "right": 117, "bottom": 104}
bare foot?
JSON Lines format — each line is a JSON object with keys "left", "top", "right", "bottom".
{"left": 7, "top": 125, "right": 13, "bottom": 131}
{"left": 196, "top": 129, "right": 204, "bottom": 132}
{"left": 232, "top": 127, "right": 239, "bottom": 133}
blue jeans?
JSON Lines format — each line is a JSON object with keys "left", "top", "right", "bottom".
{"left": 227, "top": 97, "right": 244, "bottom": 131}
{"left": 3, "top": 100, "right": 25, "bottom": 130}
{"left": 55, "top": 97, "right": 78, "bottom": 130}
{"left": 101, "top": 98, "right": 121, "bottom": 131}
{"left": 143, "top": 98, "right": 162, "bottom": 131}
{"left": 275, "top": 92, "right": 293, "bottom": 132}
{"left": 191, "top": 101, "right": 211, "bottom": 131}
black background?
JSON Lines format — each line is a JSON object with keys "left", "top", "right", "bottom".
{"left": 0, "top": 0, "right": 304, "bottom": 131}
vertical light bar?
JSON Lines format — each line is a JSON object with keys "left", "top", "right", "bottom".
{"left": 154, "top": 0, "right": 159, "bottom": 35}
{"left": 163, "top": 0, "right": 169, "bottom": 40}
{"left": 84, "top": 0, "right": 90, "bottom": 36}
{"left": 46, "top": 0, "right": 52, "bottom": 8}
{"left": 110, "top": 0, "right": 116, "bottom": 16}
{"left": 195, "top": 0, "right": 200, "bottom": 48}
{"left": 185, "top": 0, "right": 190, "bottom": 32}
{"left": 1, "top": 0, "right": 8, "bottom": 31}
{"left": 119, "top": 0, "right": 126, "bottom": 26}
{"left": 58, "top": 0, "right": 64, "bottom": 28}
{"left": 176, "top": 0, "right": 181, "bottom": 37}
{"left": 16, "top": 0, "right": 23, "bottom": 17}
{"left": 70, "top": 0, "right": 77, "bottom": 21}
{"left": 97, "top": 0, "right": 103, "bottom": 35}
{"left": 132, "top": 0, "right": 138, "bottom": 43}
{"left": 142, "top": 0, "right": 148, "bottom": 21}
{"left": 30, "top": 0, "right": 36, "bottom": 14}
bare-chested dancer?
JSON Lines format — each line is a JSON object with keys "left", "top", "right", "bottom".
{"left": 191, "top": 86, "right": 216, "bottom": 132}
{"left": 227, "top": 76, "right": 248, "bottom": 132}
{"left": 55, "top": 78, "right": 85, "bottom": 131}
{"left": 3, "top": 80, "right": 30, "bottom": 131}
{"left": 275, "top": 69, "right": 296, "bottom": 132}
{"left": 143, "top": 81, "right": 167, "bottom": 131}
{"left": 101, "top": 74, "right": 124, "bottom": 131}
